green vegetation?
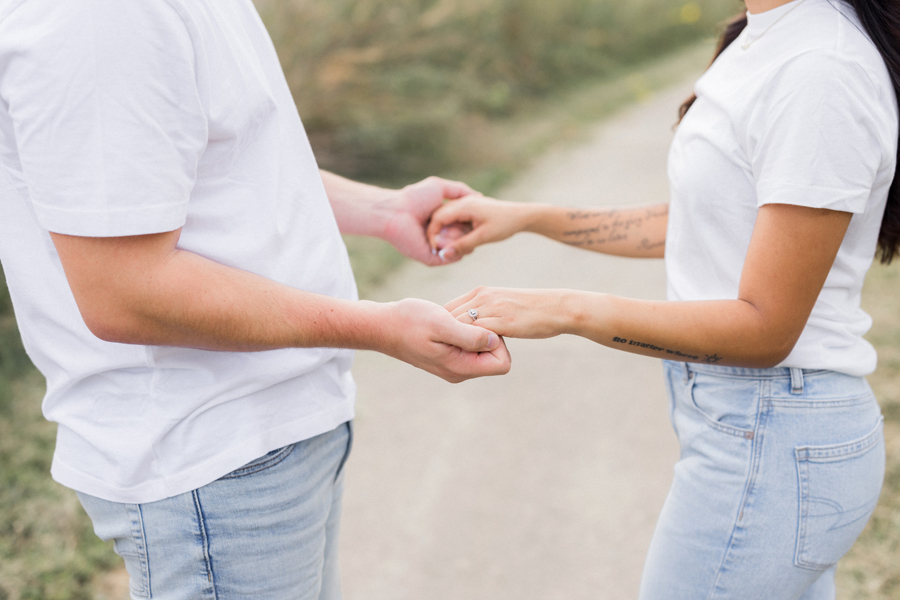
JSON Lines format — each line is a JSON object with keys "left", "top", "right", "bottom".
{"left": 258, "top": 0, "right": 735, "bottom": 187}
{"left": 256, "top": 0, "right": 739, "bottom": 297}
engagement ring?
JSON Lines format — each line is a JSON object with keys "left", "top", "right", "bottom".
{"left": 468, "top": 309, "right": 478, "bottom": 320}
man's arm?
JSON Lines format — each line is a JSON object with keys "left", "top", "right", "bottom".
{"left": 320, "top": 171, "right": 477, "bottom": 266}
{"left": 50, "top": 229, "right": 510, "bottom": 383}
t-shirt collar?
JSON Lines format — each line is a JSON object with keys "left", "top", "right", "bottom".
{"left": 745, "top": 0, "right": 808, "bottom": 34}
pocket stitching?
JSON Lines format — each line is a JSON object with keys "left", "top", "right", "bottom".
{"left": 219, "top": 444, "right": 295, "bottom": 480}
{"left": 689, "top": 373, "right": 757, "bottom": 438}
{"left": 769, "top": 392, "right": 875, "bottom": 409}
{"left": 795, "top": 417, "right": 884, "bottom": 462}
{"left": 794, "top": 417, "right": 884, "bottom": 571}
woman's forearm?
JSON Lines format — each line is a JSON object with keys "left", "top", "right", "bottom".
{"left": 446, "top": 204, "right": 851, "bottom": 370}
{"left": 562, "top": 292, "right": 794, "bottom": 368}
{"left": 524, "top": 203, "right": 668, "bottom": 258}
{"left": 428, "top": 198, "right": 669, "bottom": 259}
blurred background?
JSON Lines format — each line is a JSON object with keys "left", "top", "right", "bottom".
{"left": 1, "top": 0, "right": 898, "bottom": 598}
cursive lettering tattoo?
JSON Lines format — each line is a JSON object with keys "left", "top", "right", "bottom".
{"left": 561, "top": 206, "right": 668, "bottom": 252}
{"left": 640, "top": 238, "right": 665, "bottom": 251}
{"left": 611, "top": 336, "right": 713, "bottom": 362}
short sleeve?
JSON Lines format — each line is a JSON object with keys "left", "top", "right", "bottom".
{"left": 0, "top": 0, "right": 207, "bottom": 236}
{"left": 749, "top": 51, "right": 891, "bottom": 214}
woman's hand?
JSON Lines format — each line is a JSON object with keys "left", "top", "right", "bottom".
{"left": 445, "top": 286, "right": 575, "bottom": 339}
{"left": 427, "top": 196, "right": 538, "bottom": 262}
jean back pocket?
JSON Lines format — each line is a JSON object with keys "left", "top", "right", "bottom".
{"left": 794, "top": 417, "right": 885, "bottom": 570}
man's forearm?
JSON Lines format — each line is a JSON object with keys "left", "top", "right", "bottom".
{"left": 54, "top": 229, "right": 385, "bottom": 351}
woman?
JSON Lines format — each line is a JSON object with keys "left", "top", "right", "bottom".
{"left": 427, "top": 0, "right": 899, "bottom": 597}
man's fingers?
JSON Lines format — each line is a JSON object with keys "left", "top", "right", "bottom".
{"left": 439, "top": 179, "right": 477, "bottom": 200}
{"left": 438, "top": 318, "right": 500, "bottom": 353}
{"left": 442, "top": 337, "right": 511, "bottom": 381}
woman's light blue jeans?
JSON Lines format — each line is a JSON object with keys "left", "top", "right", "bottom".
{"left": 77, "top": 422, "right": 352, "bottom": 600}
{"left": 640, "top": 362, "right": 885, "bottom": 600}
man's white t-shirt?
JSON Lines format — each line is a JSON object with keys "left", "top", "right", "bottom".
{"left": 666, "top": 0, "right": 898, "bottom": 376}
{"left": 0, "top": 0, "right": 359, "bottom": 503}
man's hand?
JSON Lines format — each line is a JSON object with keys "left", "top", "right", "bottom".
{"left": 321, "top": 171, "right": 478, "bottom": 266}
{"left": 375, "top": 298, "right": 511, "bottom": 382}
{"left": 383, "top": 177, "right": 477, "bottom": 265}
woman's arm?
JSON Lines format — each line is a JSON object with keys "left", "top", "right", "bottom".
{"left": 426, "top": 197, "right": 669, "bottom": 261}
{"left": 446, "top": 204, "right": 852, "bottom": 368}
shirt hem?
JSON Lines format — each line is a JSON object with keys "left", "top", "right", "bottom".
{"left": 50, "top": 400, "right": 355, "bottom": 504}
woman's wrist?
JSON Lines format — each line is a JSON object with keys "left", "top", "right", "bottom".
{"left": 518, "top": 203, "right": 556, "bottom": 235}
{"left": 558, "top": 290, "right": 613, "bottom": 338}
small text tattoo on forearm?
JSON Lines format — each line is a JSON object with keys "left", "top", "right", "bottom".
{"left": 611, "top": 336, "right": 721, "bottom": 363}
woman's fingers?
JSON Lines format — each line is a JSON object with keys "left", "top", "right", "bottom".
{"left": 444, "top": 287, "right": 569, "bottom": 339}
{"left": 427, "top": 199, "right": 474, "bottom": 244}
{"left": 444, "top": 288, "right": 480, "bottom": 313}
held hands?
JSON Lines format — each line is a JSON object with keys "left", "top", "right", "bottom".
{"left": 426, "top": 196, "right": 533, "bottom": 262}
{"left": 383, "top": 176, "right": 480, "bottom": 266}
{"left": 378, "top": 298, "right": 511, "bottom": 383}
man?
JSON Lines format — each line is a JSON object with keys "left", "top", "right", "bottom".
{"left": 0, "top": 0, "right": 509, "bottom": 597}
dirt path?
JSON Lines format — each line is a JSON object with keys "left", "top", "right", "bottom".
{"left": 340, "top": 79, "right": 698, "bottom": 599}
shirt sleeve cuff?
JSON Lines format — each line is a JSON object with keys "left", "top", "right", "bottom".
{"left": 756, "top": 183, "right": 870, "bottom": 214}
{"left": 33, "top": 202, "right": 188, "bottom": 237}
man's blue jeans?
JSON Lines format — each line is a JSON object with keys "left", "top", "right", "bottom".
{"left": 77, "top": 421, "right": 352, "bottom": 600}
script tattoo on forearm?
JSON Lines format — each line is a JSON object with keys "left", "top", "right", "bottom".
{"left": 611, "top": 336, "right": 723, "bottom": 364}
{"left": 562, "top": 206, "right": 668, "bottom": 251}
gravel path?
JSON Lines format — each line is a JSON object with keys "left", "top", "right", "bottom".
{"left": 340, "top": 79, "right": 697, "bottom": 600}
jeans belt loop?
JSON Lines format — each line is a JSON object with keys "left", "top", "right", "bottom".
{"left": 682, "top": 361, "right": 691, "bottom": 383}
{"left": 790, "top": 367, "right": 804, "bottom": 395}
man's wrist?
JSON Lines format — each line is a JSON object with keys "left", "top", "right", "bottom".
{"left": 335, "top": 299, "right": 397, "bottom": 352}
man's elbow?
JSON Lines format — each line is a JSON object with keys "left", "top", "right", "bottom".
{"left": 78, "top": 304, "right": 148, "bottom": 345}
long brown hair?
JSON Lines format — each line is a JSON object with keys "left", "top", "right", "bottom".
{"left": 679, "top": 1, "right": 900, "bottom": 264}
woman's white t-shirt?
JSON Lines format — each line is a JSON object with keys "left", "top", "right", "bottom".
{"left": 666, "top": 0, "right": 898, "bottom": 376}
{"left": 0, "top": 0, "right": 358, "bottom": 503}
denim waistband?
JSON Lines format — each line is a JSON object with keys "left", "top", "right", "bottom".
{"left": 680, "top": 362, "right": 830, "bottom": 379}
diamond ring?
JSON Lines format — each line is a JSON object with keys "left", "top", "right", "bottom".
{"left": 468, "top": 309, "right": 478, "bottom": 320}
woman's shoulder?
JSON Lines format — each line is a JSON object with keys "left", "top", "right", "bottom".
{"left": 782, "top": 0, "right": 889, "bottom": 86}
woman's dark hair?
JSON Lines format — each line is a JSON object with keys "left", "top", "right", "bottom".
{"left": 679, "top": 1, "right": 900, "bottom": 264}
